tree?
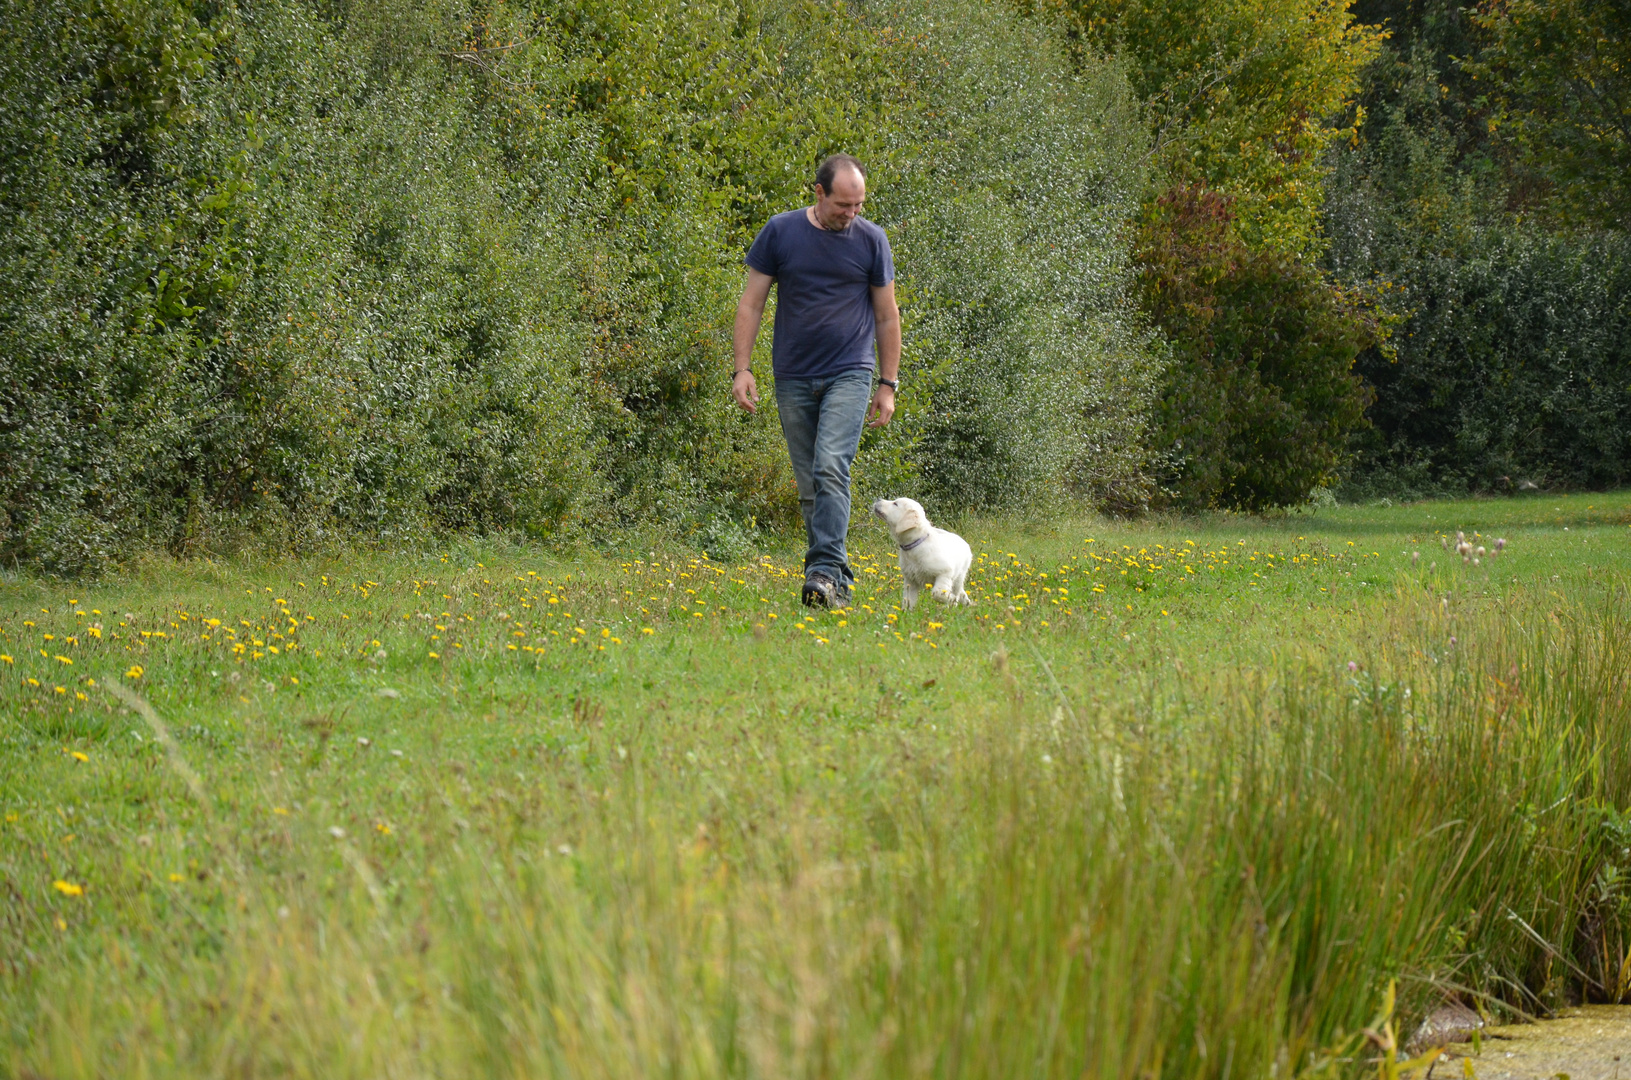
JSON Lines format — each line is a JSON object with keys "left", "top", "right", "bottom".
{"left": 1141, "top": 186, "right": 1376, "bottom": 510}
{"left": 1467, "top": 0, "right": 1631, "bottom": 230}
{"left": 1037, "top": 0, "right": 1384, "bottom": 255}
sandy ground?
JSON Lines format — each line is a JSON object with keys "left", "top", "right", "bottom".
{"left": 1431, "top": 1007, "right": 1631, "bottom": 1080}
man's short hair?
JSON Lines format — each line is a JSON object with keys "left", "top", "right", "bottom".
{"left": 815, "top": 153, "right": 866, "bottom": 195}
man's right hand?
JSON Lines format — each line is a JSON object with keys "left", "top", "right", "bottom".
{"left": 732, "top": 370, "right": 759, "bottom": 414}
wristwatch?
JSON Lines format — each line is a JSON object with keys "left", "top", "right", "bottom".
{"left": 878, "top": 377, "right": 899, "bottom": 390}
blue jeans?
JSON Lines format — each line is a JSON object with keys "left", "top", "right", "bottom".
{"left": 776, "top": 369, "right": 872, "bottom": 590}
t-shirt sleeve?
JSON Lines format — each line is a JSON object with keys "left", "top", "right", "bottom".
{"left": 745, "top": 219, "right": 779, "bottom": 276}
{"left": 870, "top": 228, "right": 895, "bottom": 287}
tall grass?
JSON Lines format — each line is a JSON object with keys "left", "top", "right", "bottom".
{"left": 13, "top": 581, "right": 1631, "bottom": 1077}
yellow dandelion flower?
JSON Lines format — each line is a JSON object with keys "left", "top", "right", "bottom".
{"left": 70, "top": 751, "right": 87, "bottom": 763}
{"left": 52, "top": 880, "right": 84, "bottom": 897}
{"left": 124, "top": 665, "right": 143, "bottom": 679}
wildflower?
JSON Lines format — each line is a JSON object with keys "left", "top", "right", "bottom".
{"left": 52, "top": 880, "right": 84, "bottom": 897}
{"left": 70, "top": 751, "right": 87, "bottom": 763}
{"left": 0, "top": 655, "right": 10, "bottom": 664}
{"left": 124, "top": 665, "right": 144, "bottom": 679}
{"left": 641, "top": 627, "right": 654, "bottom": 635}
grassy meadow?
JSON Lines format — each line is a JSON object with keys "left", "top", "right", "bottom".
{"left": 4, "top": 493, "right": 1631, "bottom": 1077}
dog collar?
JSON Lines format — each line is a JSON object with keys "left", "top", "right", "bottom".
{"left": 899, "top": 534, "right": 929, "bottom": 552}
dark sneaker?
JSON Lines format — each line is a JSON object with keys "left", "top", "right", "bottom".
{"left": 801, "top": 571, "right": 851, "bottom": 609}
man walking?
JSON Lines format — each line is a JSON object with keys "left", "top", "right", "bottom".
{"left": 731, "top": 153, "right": 901, "bottom": 609}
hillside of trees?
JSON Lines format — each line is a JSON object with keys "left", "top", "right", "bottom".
{"left": 1, "top": 0, "right": 1625, "bottom": 572}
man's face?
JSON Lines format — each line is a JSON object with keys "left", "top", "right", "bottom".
{"left": 814, "top": 167, "right": 866, "bottom": 230}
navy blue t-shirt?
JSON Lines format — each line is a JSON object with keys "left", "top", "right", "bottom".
{"left": 745, "top": 209, "right": 894, "bottom": 379}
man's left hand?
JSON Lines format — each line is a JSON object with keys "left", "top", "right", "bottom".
{"left": 867, "top": 384, "right": 895, "bottom": 428}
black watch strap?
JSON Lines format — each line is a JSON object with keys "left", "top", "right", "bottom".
{"left": 878, "top": 377, "right": 898, "bottom": 390}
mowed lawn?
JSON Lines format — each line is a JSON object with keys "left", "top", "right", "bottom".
{"left": 5, "top": 493, "right": 1631, "bottom": 1077}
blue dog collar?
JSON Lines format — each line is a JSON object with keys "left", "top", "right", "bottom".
{"left": 899, "top": 533, "right": 929, "bottom": 552}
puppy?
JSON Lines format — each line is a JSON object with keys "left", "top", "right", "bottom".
{"left": 870, "top": 497, "right": 974, "bottom": 609}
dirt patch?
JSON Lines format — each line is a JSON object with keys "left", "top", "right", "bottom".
{"left": 1434, "top": 1006, "right": 1631, "bottom": 1079}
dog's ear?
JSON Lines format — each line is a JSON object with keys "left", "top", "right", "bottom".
{"left": 898, "top": 503, "right": 928, "bottom": 534}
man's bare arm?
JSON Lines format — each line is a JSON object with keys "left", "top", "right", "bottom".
{"left": 731, "top": 269, "right": 775, "bottom": 413}
{"left": 868, "top": 281, "right": 900, "bottom": 428}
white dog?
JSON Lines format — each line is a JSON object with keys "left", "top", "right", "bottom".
{"left": 870, "top": 497, "right": 973, "bottom": 609}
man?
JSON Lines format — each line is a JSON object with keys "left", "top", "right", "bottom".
{"left": 731, "top": 153, "right": 901, "bottom": 609}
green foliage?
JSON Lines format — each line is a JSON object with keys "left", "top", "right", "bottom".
{"left": 1038, "top": 0, "right": 1384, "bottom": 256}
{"left": 0, "top": 0, "right": 1158, "bottom": 574}
{"left": 1140, "top": 186, "right": 1375, "bottom": 510}
{"left": 1336, "top": 226, "right": 1631, "bottom": 496}
{"left": 1325, "top": 6, "right": 1631, "bottom": 497}
{"left": 866, "top": 1, "right": 1159, "bottom": 514}
{"left": 1468, "top": 0, "right": 1631, "bottom": 230}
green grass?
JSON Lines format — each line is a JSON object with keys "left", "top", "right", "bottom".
{"left": 5, "top": 492, "right": 1631, "bottom": 1077}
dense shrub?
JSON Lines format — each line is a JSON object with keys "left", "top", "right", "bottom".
{"left": 0, "top": 0, "right": 1157, "bottom": 573}
{"left": 1334, "top": 227, "right": 1631, "bottom": 496}
{"left": 868, "top": 2, "right": 1159, "bottom": 514}
{"left": 1139, "top": 186, "right": 1375, "bottom": 511}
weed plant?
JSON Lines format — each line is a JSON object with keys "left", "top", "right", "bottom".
{"left": 3, "top": 493, "right": 1631, "bottom": 1076}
